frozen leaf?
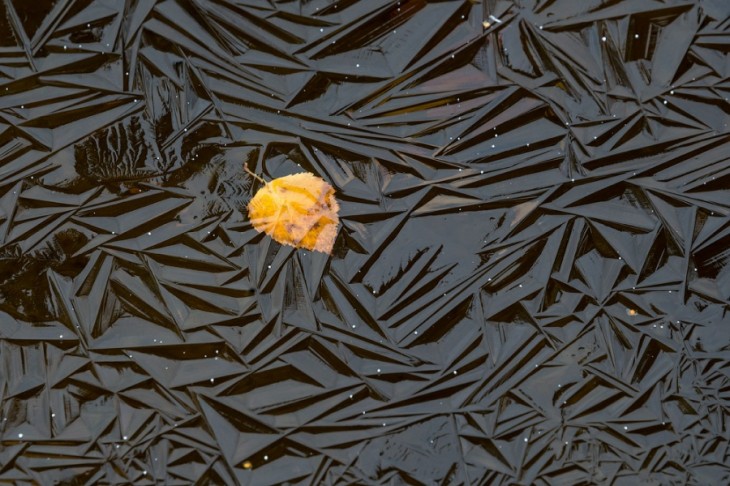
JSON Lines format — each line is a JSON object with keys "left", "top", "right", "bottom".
{"left": 246, "top": 169, "right": 340, "bottom": 254}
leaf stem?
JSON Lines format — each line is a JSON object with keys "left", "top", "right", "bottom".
{"left": 244, "top": 165, "right": 266, "bottom": 184}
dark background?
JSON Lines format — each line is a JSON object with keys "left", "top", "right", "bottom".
{"left": 0, "top": 0, "right": 729, "bottom": 484}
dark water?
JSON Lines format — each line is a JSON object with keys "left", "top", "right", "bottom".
{"left": 1, "top": 0, "right": 729, "bottom": 484}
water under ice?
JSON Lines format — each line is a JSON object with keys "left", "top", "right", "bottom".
{"left": 0, "top": 0, "right": 729, "bottom": 484}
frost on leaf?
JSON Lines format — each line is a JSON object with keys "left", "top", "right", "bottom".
{"left": 247, "top": 172, "right": 340, "bottom": 254}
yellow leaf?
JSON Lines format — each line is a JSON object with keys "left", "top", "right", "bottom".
{"left": 247, "top": 172, "right": 340, "bottom": 254}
